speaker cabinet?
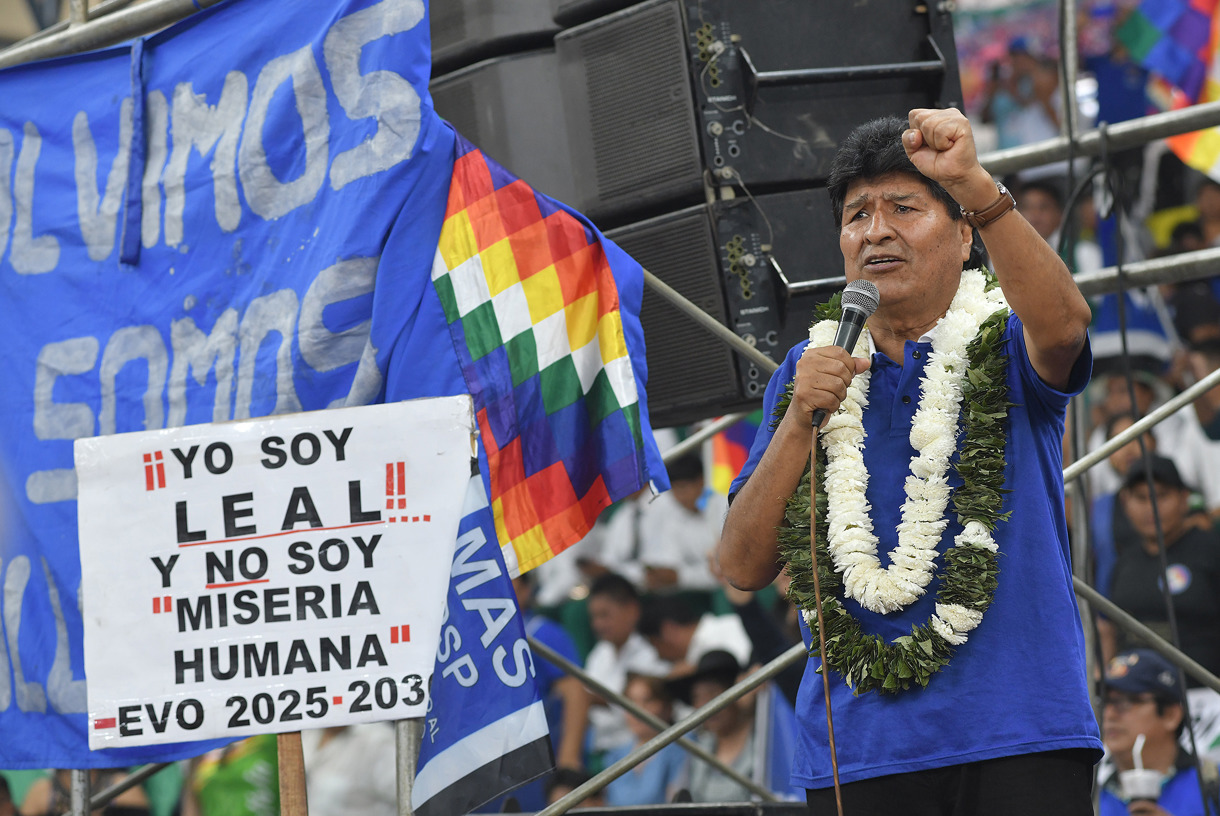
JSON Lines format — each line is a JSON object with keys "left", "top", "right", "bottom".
{"left": 431, "top": 50, "right": 581, "bottom": 204}
{"left": 556, "top": 0, "right": 962, "bottom": 224}
{"left": 609, "top": 187, "right": 843, "bottom": 427}
{"left": 430, "top": 0, "right": 561, "bottom": 75}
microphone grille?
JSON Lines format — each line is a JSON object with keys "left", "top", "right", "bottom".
{"left": 841, "top": 279, "right": 880, "bottom": 317}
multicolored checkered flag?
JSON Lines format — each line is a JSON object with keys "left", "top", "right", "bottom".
{"left": 1121, "top": 0, "right": 1220, "bottom": 179}
{"left": 431, "top": 134, "right": 667, "bottom": 575}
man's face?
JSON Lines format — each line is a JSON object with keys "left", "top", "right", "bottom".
{"left": 588, "top": 595, "right": 637, "bottom": 647}
{"left": 645, "top": 620, "right": 687, "bottom": 663}
{"left": 839, "top": 172, "right": 972, "bottom": 324}
{"left": 1106, "top": 417, "right": 1154, "bottom": 479}
{"left": 1196, "top": 183, "right": 1220, "bottom": 221}
{"left": 1103, "top": 690, "right": 1180, "bottom": 760}
{"left": 1015, "top": 188, "right": 1063, "bottom": 241}
{"left": 1121, "top": 481, "right": 1190, "bottom": 545}
{"left": 670, "top": 477, "right": 703, "bottom": 513}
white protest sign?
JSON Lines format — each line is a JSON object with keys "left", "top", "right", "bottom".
{"left": 76, "top": 397, "right": 473, "bottom": 748}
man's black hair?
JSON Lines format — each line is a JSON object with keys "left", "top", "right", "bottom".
{"left": 545, "top": 767, "right": 593, "bottom": 798}
{"left": 1153, "top": 697, "right": 1188, "bottom": 739}
{"left": 588, "top": 572, "right": 638, "bottom": 605}
{"left": 637, "top": 594, "right": 699, "bottom": 638}
{"left": 1170, "top": 219, "right": 1204, "bottom": 244}
{"left": 826, "top": 116, "right": 962, "bottom": 229}
{"left": 1015, "top": 177, "right": 1065, "bottom": 210}
{"left": 666, "top": 453, "right": 703, "bottom": 484}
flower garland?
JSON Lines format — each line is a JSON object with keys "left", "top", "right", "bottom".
{"left": 775, "top": 268, "right": 1014, "bottom": 694}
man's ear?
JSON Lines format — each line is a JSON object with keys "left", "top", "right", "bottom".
{"left": 959, "top": 220, "right": 974, "bottom": 264}
{"left": 1162, "top": 702, "right": 1184, "bottom": 734}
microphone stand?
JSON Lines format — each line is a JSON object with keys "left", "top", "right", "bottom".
{"left": 810, "top": 425, "right": 845, "bottom": 816}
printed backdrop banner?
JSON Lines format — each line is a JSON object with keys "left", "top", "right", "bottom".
{"left": 75, "top": 398, "right": 472, "bottom": 748}
{"left": 0, "top": 0, "right": 667, "bottom": 792}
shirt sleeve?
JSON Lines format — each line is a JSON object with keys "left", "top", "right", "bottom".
{"left": 1006, "top": 312, "right": 1092, "bottom": 408}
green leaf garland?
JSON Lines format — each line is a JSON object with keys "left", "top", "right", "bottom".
{"left": 775, "top": 277, "right": 1013, "bottom": 695}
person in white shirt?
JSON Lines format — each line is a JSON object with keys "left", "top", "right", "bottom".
{"left": 583, "top": 573, "right": 671, "bottom": 756}
{"left": 638, "top": 594, "right": 753, "bottom": 675}
{"left": 588, "top": 455, "right": 725, "bottom": 594}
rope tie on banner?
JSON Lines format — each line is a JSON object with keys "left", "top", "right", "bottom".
{"left": 119, "top": 37, "right": 146, "bottom": 266}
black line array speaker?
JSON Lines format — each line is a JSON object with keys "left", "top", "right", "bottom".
{"left": 555, "top": 0, "right": 962, "bottom": 225}
{"left": 431, "top": 49, "right": 581, "bottom": 203}
{"left": 430, "top": 0, "right": 560, "bottom": 75}
{"left": 609, "top": 187, "right": 842, "bottom": 427}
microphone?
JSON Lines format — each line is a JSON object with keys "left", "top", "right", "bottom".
{"left": 810, "top": 279, "right": 880, "bottom": 428}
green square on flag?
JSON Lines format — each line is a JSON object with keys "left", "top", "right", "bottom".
{"left": 433, "top": 272, "right": 461, "bottom": 324}
{"left": 505, "top": 330, "right": 540, "bottom": 388}
{"left": 1117, "top": 10, "right": 1161, "bottom": 63}
{"left": 463, "top": 301, "right": 503, "bottom": 361}
{"left": 539, "top": 356, "right": 583, "bottom": 415}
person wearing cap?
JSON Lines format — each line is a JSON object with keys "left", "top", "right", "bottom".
{"left": 1099, "top": 649, "right": 1220, "bottom": 816}
{"left": 666, "top": 650, "right": 760, "bottom": 804}
{"left": 718, "top": 108, "right": 1098, "bottom": 813}
{"left": 1101, "top": 455, "right": 1220, "bottom": 680}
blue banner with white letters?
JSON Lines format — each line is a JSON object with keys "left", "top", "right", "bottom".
{"left": 0, "top": 0, "right": 555, "bottom": 800}
{"left": 412, "top": 476, "right": 551, "bottom": 816}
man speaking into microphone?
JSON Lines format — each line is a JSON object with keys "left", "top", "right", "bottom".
{"left": 717, "top": 108, "right": 1101, "bottom": 815}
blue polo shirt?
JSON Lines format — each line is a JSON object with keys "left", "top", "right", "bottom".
{"left": 730, "top": 313, "right": 1102, "bottom": 789}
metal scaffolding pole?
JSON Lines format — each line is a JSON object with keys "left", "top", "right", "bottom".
{"left": 0, "top": 0, "right": 232, "bottom": 69}
{"left": 977, "top": 100, "right": 1220, "bottom": 176}
{"left": 69, "top": 771, "right": 89, "bottom": 816}
{"left": 396, "top": 719, "right": 422, "bottom": 816}
{"left": 89, "top": 763, "right": 171, "bottom": 811}
{"left": 1064, "top": 365, "right": 1220, "bottom": 485}
{"left": 15, "top": 0, "right": 138, "bottom": 47}
{"left": 529, "top": 637, "right": 780, "bottom": 801}
{"left": 68, "top": 0, "right": 88, "bottom": 27}
{"left": 1072, "top": 246, "right": 1220, "bottom": 296}
{"left": 1074, "top": 578, "right": 1220, "bottom": 694}
{"left": 662, "top": 411, "right": 755, "bottom": 464}
{"left": 538, "top": 642, "right": 807, "bottom": 816}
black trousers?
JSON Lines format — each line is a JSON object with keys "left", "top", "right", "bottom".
{"left": 806, "top": 748, "right": 1095, "bottom": 816}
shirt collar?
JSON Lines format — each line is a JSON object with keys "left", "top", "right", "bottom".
{"left": 865, "top": 322, "right": 937, "bottom": 357}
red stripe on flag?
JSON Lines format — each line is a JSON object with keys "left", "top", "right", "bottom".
{"left": 144, "top": 465, "right": 154, "bottom": 492}
{"left": 401, "top": 625, "right": 410, "bottom": 642}
{"left": 386, "top": 462, "right": 394, "bottom": 497}
{"left": 143, "top": 453, "right": 152, "bottom": 463}
{"left": 164, "top": 596, "right": 172, "bottom": 611}
{"left": 94, "top": 717, "right": 117, "bottom": 729}
{"left": 390, "top": 627, "right": 399, "bottom": 644}
{"left": 397, "top": 461, "right": 406, "bottom": 495}
{"left": 423, "top": 515, "right": 431, "bottom": 522}
{"left": 332, "top": 696, "right": 343, "bottom": 705}
{"left": 153, "top": 597, "right": 161, "bottom": 613}
{"left": 156, "top": 462, "right": 166, "bottom": 489}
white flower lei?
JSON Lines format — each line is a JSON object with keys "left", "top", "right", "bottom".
{"left": 808, "top": 268, "right": 1008, "bottom": 628}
